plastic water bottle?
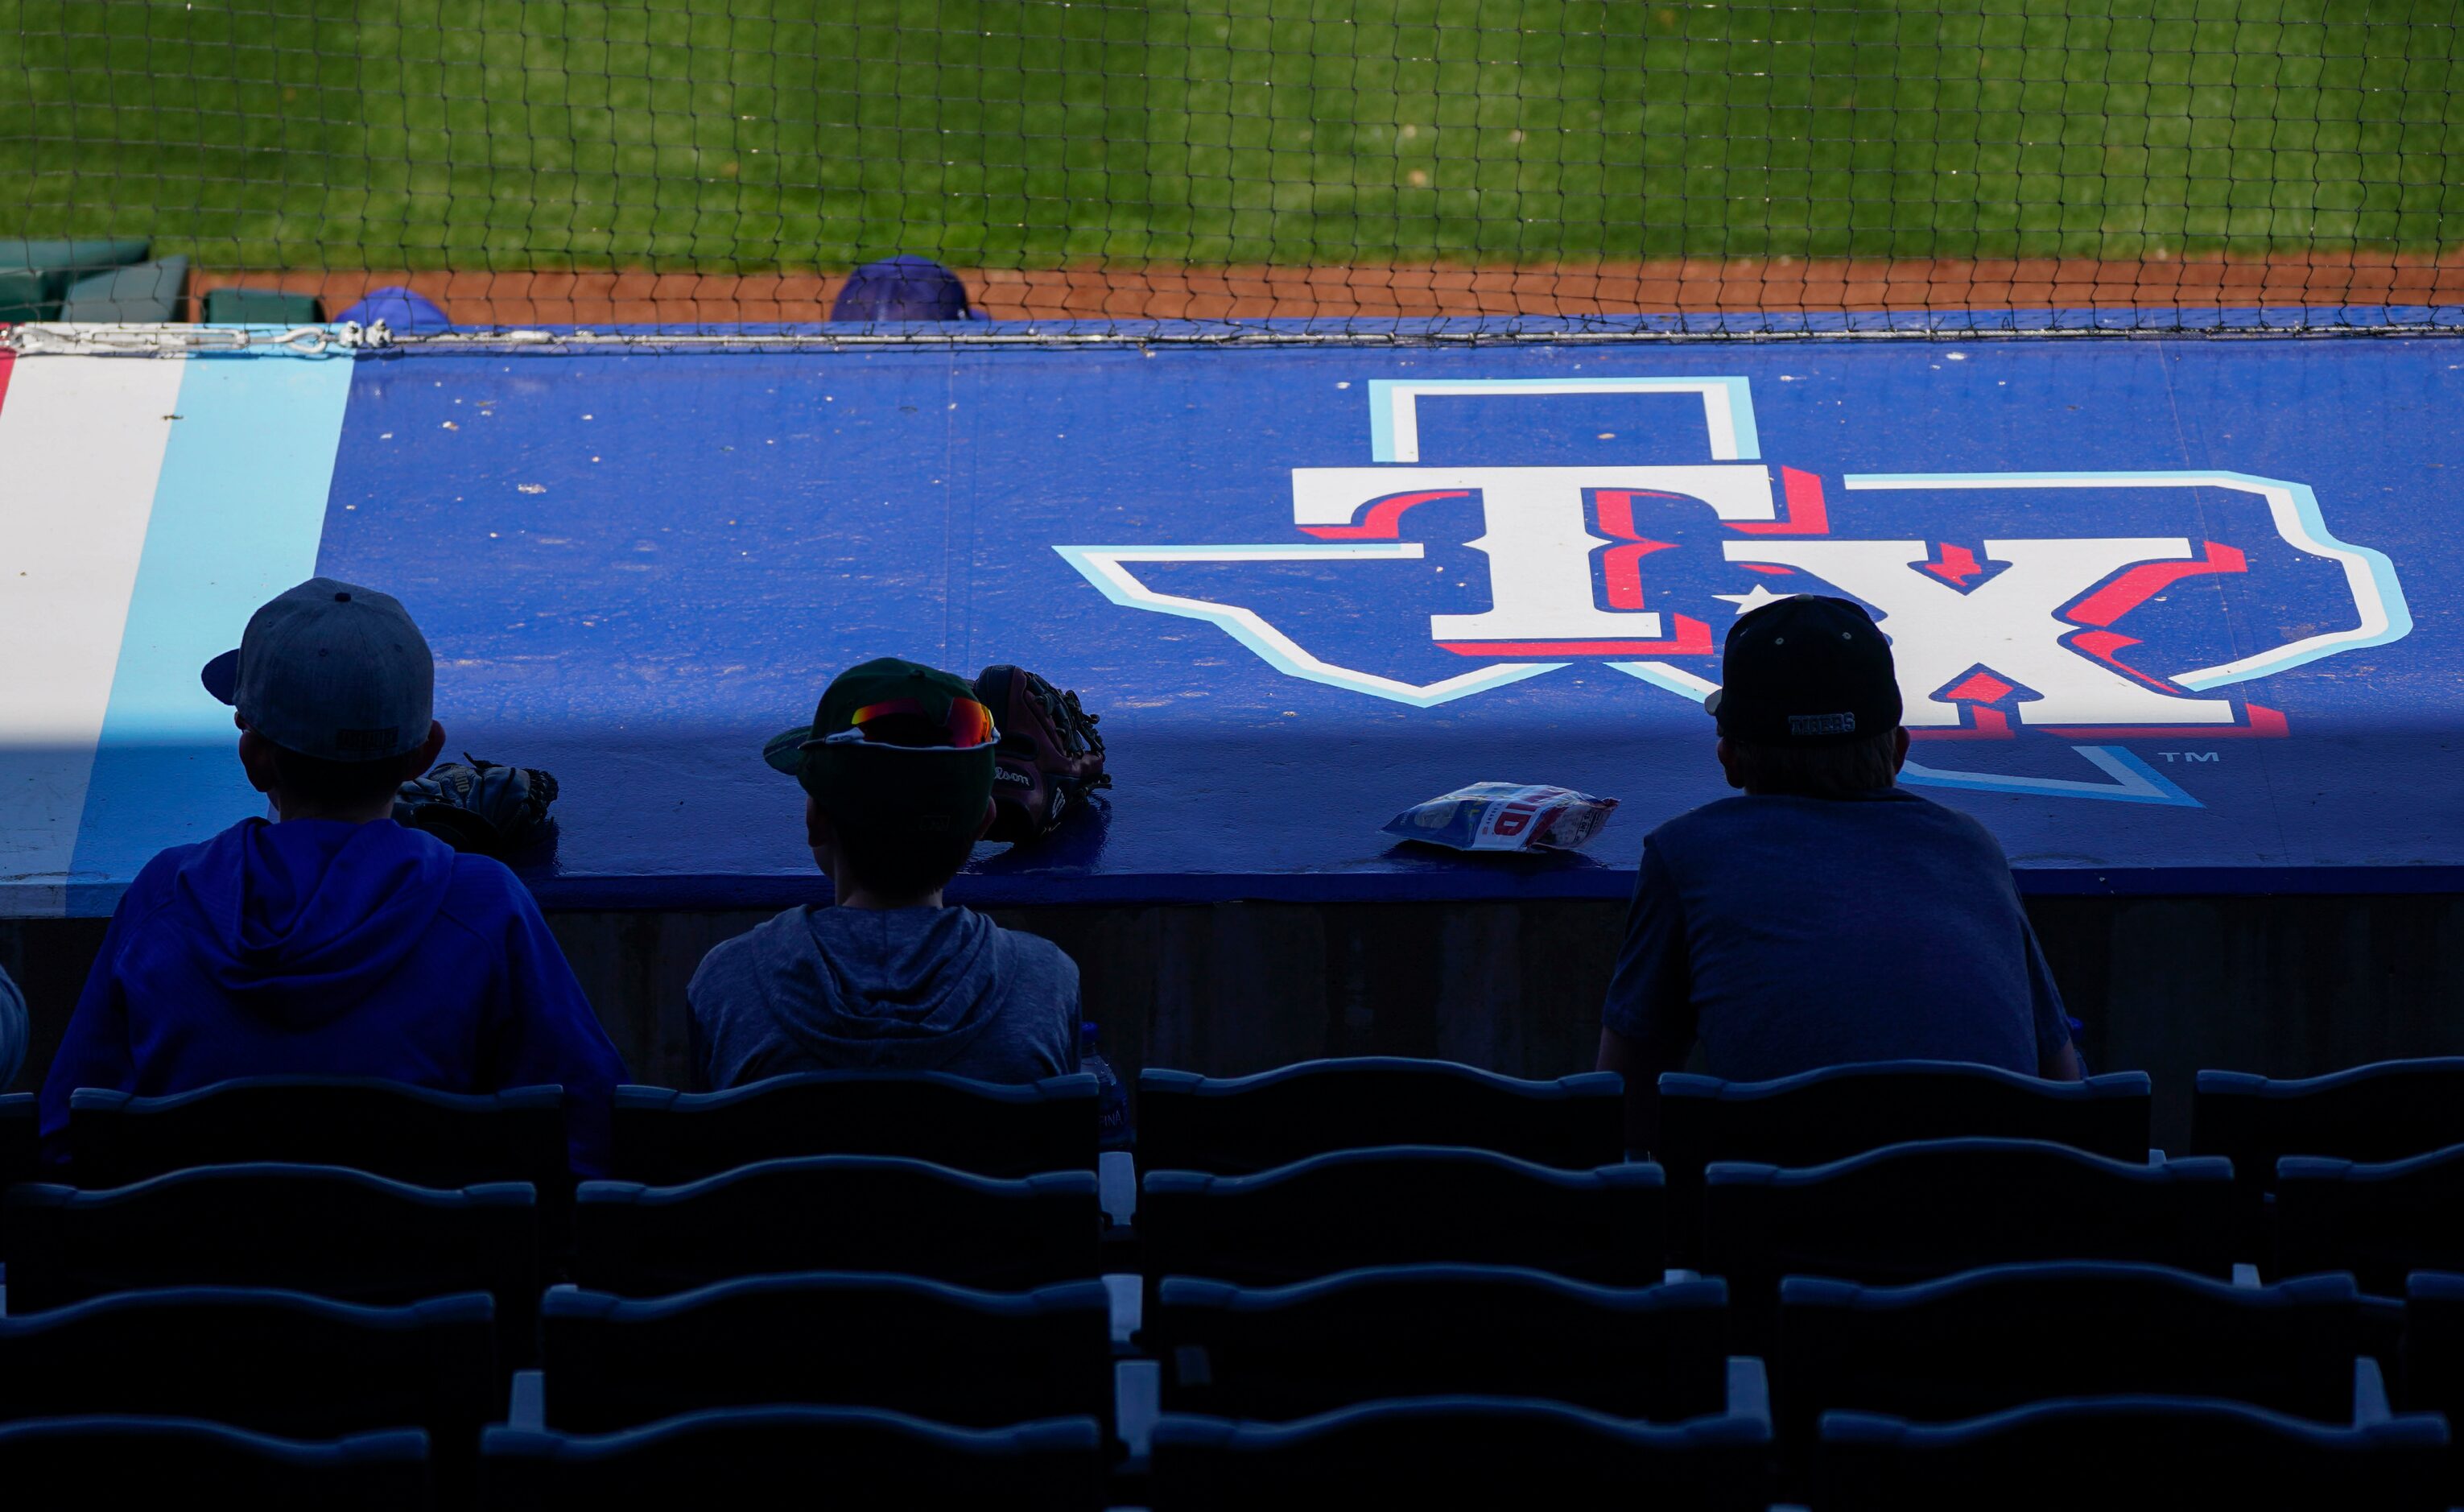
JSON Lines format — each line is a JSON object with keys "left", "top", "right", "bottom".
{"left": 1083, "top": 1020, "right": 1130, "bottom": 1151}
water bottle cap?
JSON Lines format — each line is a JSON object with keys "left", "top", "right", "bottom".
{"left": 1080, "top": 1020, "right": 1100, "bottom": 1052}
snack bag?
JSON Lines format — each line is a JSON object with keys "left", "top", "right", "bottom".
{"left": 1383, "top": 783, "right": 1619, "bottom": 853}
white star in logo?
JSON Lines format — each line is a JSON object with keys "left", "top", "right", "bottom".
{"left": 1711, "top": 582, "right": 1801, "bottom": 616}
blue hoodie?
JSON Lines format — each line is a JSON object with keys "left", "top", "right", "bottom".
{"left": 41, "top": 817, "right": 626, "bottom": 1173}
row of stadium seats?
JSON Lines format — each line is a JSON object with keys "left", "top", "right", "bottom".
{"left": 26, "top": 1054, "right": 2464, "bottom": 1189}
{"left": 10, "top": 1056, "right": 2464, "bottom": 1506}
{"left": 8, "top": 1138, "right": 2461, "bottom": 1324}
{"left": 0, "top": 238, "right": 320, "bottom": 324}
{"left": 14, "top": 1056, "right": 2464, "bottom": 1283}
{"left": 12, "top": 1392, "right": 2444, "bottom": 1510}
{"left": 2, "top": 1261, "right": 2449, "bottom": 1436}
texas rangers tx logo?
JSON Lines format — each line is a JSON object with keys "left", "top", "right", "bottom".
{"left": 1058, "top": 376, "right": 2411, "bottom": 807}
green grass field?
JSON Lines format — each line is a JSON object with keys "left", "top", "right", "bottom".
{"left": 0, "top": 0, "right": 2458, "bottom": 272}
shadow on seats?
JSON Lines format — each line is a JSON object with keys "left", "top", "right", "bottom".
{"left": 1149, "top": 1397, "right": 1770, "bottom": 1510}
{"left": 1656, "top": 1063, "right": 2150, "bottom": 1262}
{"left": 609, "top": 1072, "right": 1100, "bottom": 1184}
{"left": 572, "top": 1155, "right": 1102, "bottom": 1295}
{"left": 1149, "top": 1265, "right": 1727, "bottom": 1422}
{"left": 67, "top": 1078, "right": 568, "bottom": 1192}
{"left": 541, "top": 1272, "right": 1112, "bottom": 1431}
{"left": 1139, "top": 1147, "right": 1663, "bottom": 1299}
{"left": 0, "top": 1287, "right": 496, "bottom": 1497}
{"left": 1138, "top": 1059, "right": 1624, "bottom": 1174}
{"left": 2, "top": 1164, "right": 539, "bottom": 1361}
{"left": 2194, "top": 1060, "right": 2464, "bottom": 1217}
{"left": 2276, "top": 1145, "right": 2464, "bottom": 1293}
{"left": 2399, "top": 1271, "right": 2464, "bottom": 1503}
{"left": 0, "top": 1093, "right": 31, "bottom": 1247}
{"left": 66, "top": 1078, "right": 572, "bottom": 1239}
{"left": 1702, "top": 1138, "right": 2237, "bottom": 1326}
{"left": 481, "top": 1407, "right": 1104, "bottom": 1510}
{"left": 1814, "top": 1397, "right": 2450, "bottom": 1511}
{"left": 0, "top": 1284, "right": 494, "bottom": 1431}
{"left": 1775, "top": 1262, "right": 2396, "bottom": 1451}
{"left": 0, "top": 1418, "right": 429, "bottom": 1510}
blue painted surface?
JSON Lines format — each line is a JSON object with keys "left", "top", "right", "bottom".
{"left": 299, "top": 338, "right": 2464, "bottom": 908}
{"left": 68, "top": 349, "right": 354, "bottom": 914}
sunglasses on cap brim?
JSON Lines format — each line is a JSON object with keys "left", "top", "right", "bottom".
{"left": 803, "top": 695, "right": 1000, "bottom": 752}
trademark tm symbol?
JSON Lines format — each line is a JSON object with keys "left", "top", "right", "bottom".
{"left": 2156, "top": 752, "right": 2221, "bottom": 763}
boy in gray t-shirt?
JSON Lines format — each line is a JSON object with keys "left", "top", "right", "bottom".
{"left": 688, "top": 658, "right": 1079, "bottom": 1089}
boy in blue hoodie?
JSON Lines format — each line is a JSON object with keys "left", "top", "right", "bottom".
{"left": 40, "top": 578, "right": 625, "bottom": 1172}
{"left": 687, "top": 659, "right": 1079, "bottom": 1087}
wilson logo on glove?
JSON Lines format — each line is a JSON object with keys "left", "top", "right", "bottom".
{"left": 974, "top": 664, "right": 1109, "bottom": 842}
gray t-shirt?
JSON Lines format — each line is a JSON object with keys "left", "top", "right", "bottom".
{"left": 1603, "top": 787, "right": 2070, "bottom": 1081}
{"left": 688, "top": 903, "right": 1080, "bottom": 1089}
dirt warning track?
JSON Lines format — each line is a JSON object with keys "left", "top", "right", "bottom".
{"left": 185, "top": 256, "right": 2464, "bottom": 330}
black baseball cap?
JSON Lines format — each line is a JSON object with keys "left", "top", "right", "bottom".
{"left": 1704, "top": 594, "right": 1903, "bottom": 746}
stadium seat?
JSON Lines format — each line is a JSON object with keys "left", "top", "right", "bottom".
{"left": 1148, "top": 1397, "right": 1772, "bottom": 1509}
{"left": 1139, "top": 1147, "right": 1663, "bottom": 1295}
{"left": 201, "top": 287, "right": 324, "bottom": 324}
{"left": 2, "top": 1164, "right": 539, "bottom": 1360}
{"left": 0, "top": 1092, "right": 33, "bottom": 1239}
{"left": 2400, "top": 1273, "right": 2464, "bottom": 1502}
{"left": 0, "top": 268, "right": 48, "bottom": 325}
{"left": 1138, "top": 1059, "right": 1624, "bottom": 1173}
{"left": 0, "top": 1287, "right": 494, "bottom": 1497}
{"left": 609, "top": 1071, "right": 1100, "bottom": 1183}
{"left": 0, "top": 237, "right": 152, "bottom": 323}
{"left": 0, "top": 1418, "right": 429, "bottom": 1510}
{"left": 540, "top": 1272, "right": 1111, "bottom": 1431}
{"left": 1814, "top": 1397, "right": 2450, "bottom": 1511}
{"left": 0, "top": 1286, "right": 493, "bottom": 1433}
{"left": 2404, "top": 1270, "right": 2464, "bottom": 1409}
{"left": 1776, "top": 1263, "right": 2396, "bottom": 1449}
{"left": 1657, "top": 1063, "right": 2150, "bottom": 1261}
{"left": 68, "top": 1077, "right": 569, "bottom": 1206}
{"left": 1149, "top": 1266, "right": 1728, "bottom": 1421}
{"left": 1702, "top": 1139, "right": 2237, "bottom": 1328}
{"left": 58, "top": 254, "right": 189, "bottom": 322}
{"left": 1659, "top": 1063, "right": 2151, "bottom": 1175}
{"left": 480, "top": 1407, "right": 1105, "bottom": 1510}
{"left": 67, "top": 1080, "right": 570, "bottom": 1270}
{"left": 2276, "top": 1146, "right": 2464, "bottom": 1292}
{"left": 2194, "top": 1060, "right": 2464, "bottom": 1208}
{"left": 572, "top": 1155, "right": 1101, "bottom": 1295}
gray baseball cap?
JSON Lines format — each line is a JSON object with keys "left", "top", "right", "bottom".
{"left": 200, "top": 577, "right": 435, "bottom": 762}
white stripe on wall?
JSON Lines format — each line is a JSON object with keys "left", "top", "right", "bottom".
{"left": 0, "top": 356, "right": 187, "bottom": 915}
{"left": 68, "top": 349, "right": 356, "bottom": 912}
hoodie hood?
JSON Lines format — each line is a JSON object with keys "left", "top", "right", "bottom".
{"left": 758, "top": 906, "right": 1008, "bottom": 1071}
{"left": 170, "top": 817, "right": 459, "bottom": 1027}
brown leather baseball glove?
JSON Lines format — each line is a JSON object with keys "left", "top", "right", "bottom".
{"left": 973, "top": 664, "right": 1110, "bottom": 843}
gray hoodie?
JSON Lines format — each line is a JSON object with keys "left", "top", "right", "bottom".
{"left": 687, "top": 904, "right": 1080, "bottom": 1089}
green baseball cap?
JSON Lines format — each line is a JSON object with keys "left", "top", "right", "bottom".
{"left": 764, "top": 657, "right": 999, "bottom": 837}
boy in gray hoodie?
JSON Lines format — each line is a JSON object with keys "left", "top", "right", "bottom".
{"left": 687, "top": 659, "right": 1079, "bottom": 1087}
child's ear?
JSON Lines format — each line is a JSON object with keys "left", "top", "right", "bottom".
{"left": 237, "top": 727, "right": 279, "bottom": 798}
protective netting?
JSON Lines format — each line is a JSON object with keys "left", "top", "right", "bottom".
{"left": 2, "top": 0, "right": 2461, "bottom": 339}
